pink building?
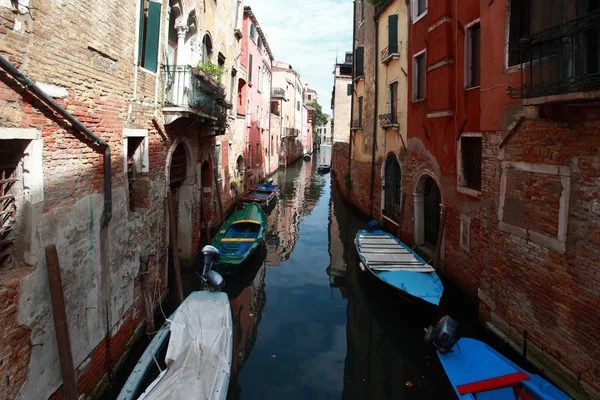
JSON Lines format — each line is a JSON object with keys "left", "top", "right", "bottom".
{"left": 242, "top": 7, "right": 274, "bottom": 187}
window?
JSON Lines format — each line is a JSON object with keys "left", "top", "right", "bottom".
{"left": 347, "top": 83, "right": 352, "bottom": 96}
{"left": 383, "top": 155, "right": 402, "bottom": 222}
{"left": 256, "top": 143, "right": 260, "bottom": 166}
{"left": 137, "top": 0, "right": 162, "bottom": 72}
{"left": 458, "top": 135, "right": 482, "bottom": 191}
{"left": 355, "top": 46, "right": 364, "bottom": 77}
{"left": 257, "top": 66, "right": 261, "bottom": 91}
{"left": 412, "top": 0, "right": 427, "bottom": 21}
{"left": 201, "top": 34, "right": 213, "bottom": 64}
{"left": 413, "top": 50, "right": 426, "bottom": 101}
{"left": 258, "top": 37, "right": 263, "bottom": 52}
{"left": 124, "top": 129, "right": 150, "bottom": 212}
{"left": 466, "top": 22, "right": 480, "bottom": 88}
{"left": 388, "top": 81, "right": 398, "bottom": 123}
{"left": 248, "top": 54, "right": 253, "bottom": 83}
{"left": 250, "top": 23, "right": 257, "bottom": 40}
{"left": 388, "top": 14, "right": 399, "bottom": 54}
{"left": 360, "top": 0, "right": 364, "bottom": 22}
{"left": 297, "top": 101, "right": 300, "bottom": 111}
{"left": 218, "top": 52, "right": 226, "bottom": 70}
{"left": 507, "top": 0, "right": 564, "bottom": 67}
{"left": 246, "top": 100, "right": 251, "bottom": 126}
{"left": 215, "top": 142, "right": 222, "bottom": 179}
{"left": 358, "top": 96, "right": 363, "bottom": 127}
{"left": 308, "top": 94, "right": 312, "bottom": 100}
{"left": 248, "top": 143, "right": 253, "bottom": 167}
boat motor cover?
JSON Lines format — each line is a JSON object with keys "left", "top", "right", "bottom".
{"left": 138, "top": 291, "right": 232, "bottom": 400}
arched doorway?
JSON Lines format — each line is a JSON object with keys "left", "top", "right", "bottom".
{"left": 168, "top": 141, "right": 194, "bottom": 258}
{"left": 414, "top": 173, "right": 442, "bottom": 248}
{"left": 382, "top": 154, "right": 401, "bottom": 222}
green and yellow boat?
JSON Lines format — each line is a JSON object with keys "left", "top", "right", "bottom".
{"left": 212, "top": 203, "right": 267, "bottom": 275}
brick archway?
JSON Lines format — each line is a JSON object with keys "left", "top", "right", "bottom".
{"left": 413, "top": 171, "right": 443, "bottom": 247}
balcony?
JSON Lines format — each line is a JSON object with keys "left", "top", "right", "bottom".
{"left": 380, "top": 46, "right": 400, "bottom": 64}
{"left": 283, "top": 127, "right": 299, "bottom": 137}
{"left": 379, "top": 112, "right": 399, "bottom": 129}
{"left": 271, "top": 87, "right": 286, "bottom": 99}
{"left": 351, "top": 119, "right": 362, "bottom": 130}
{"left": 507, "top": 11, "right": 600, "bottom": 102}
{"left": 162, "top": 65, "right": 232, "bottom": 131}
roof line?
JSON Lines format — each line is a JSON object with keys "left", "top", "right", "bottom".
{"left": 244, "top": 6, "right": 275, "bottom": 62}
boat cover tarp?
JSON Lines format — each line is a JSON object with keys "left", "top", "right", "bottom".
{"left": 439, "top": 338, "right": 570, "bottom": 400}
{"left": 138, "top": 291, "right": 232, "bottom": 400}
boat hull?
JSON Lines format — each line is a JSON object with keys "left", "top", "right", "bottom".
{"left": 355, "top": 230, "right": 443, "bottom": 306}
{"left": 438, "top": 338, "right": 570, "bottom": 400}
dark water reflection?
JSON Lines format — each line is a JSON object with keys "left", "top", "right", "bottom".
{"left": 224, "top": 158, "right": 457, "bottom": 399}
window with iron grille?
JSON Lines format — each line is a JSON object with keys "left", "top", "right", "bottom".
{"left": 383, "top": 156, "right": 402, "bottom": 222}
{"left": 0, "top": 140, "right": 28, "bottom": 267}
{"left": 459, "top": 135, "right": 482, "bottom": 191}
{"left": 127, "top": 136, "right": 145, "bottom": 212}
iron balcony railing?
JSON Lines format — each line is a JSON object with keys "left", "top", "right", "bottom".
{"left": 351, "top": 119, "right": 362, "bottom": 129}
{"left": 507, "top": 10, "right": 600, "bottom": 99}
{"left": 272, "top": 87, "right": 286, "bottom": 98}
{"left": 379, "top": 112, "right": 399, "bottom": 128}
{"left": 163, "top": 65, "right": 232, "bottom": 120}
{"left": 283, "top": 127, "right": 299, "bottom": 137}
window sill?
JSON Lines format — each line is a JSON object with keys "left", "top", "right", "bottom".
{"left": 457, "top": 185, "right": 481, "bottom": 198}
{"left": 353, "top": 76, "right": 365, "bottom": 83}
{"left": 350, "top": 127, "right": 363, "bottom": 131}
{"left": 412, "top": 98, "right": 425, "bottom": 103}
{"left": 139, "top": 67, "right": 157, "bottom": 76}
{"left": 381, "top": 53, "right": 400, "bottom": 65}
{"left": 382, "top": 123, "right": 400, "bottom": 130}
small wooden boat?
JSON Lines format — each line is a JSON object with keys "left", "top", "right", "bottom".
{"left": 213, "top": 203, "right": 267, "bottom": 275}
{"left": 117, "top": 291, "right": 232, "bottom": 400}
{"left": 239, "top": 188, "right": 276, "bottom": 209}
{"left": 317, "top": 164, "right": 330, "bottom": 174}
{"left": 355, "top": 229, "right": 443, "bottom": 306}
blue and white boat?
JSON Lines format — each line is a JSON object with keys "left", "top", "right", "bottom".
{"left": 355, "top": 229, "right": 443, "bottom": 306}
{"left": 426, "top": 316, "right": 570, "bottom": 400}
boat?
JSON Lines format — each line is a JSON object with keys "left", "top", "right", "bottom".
{"left": 118, "top": 248, "right": 231, "bottom": 400}
{"left": 317, "top": 164, "right": 331, "bottom": 174}
{"left": 257, "top": 178, "right": 278, "bottom": 192}
{"left": 212, "top": 203, "right": 267, "bottom": 275}
{"left": 239, "top": 188, "right": 276, "bottom": 210}
{"left": 354, "top": 226, "right": 443, "bottom": 306}
{"left": 425, "top": 316, "right": 570, "bottom": 400}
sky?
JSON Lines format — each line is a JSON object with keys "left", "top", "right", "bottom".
{"left": 245, "top": 0, "right": 354, "bottom": 116}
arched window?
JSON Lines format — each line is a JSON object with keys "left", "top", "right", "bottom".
{"left": 201, "top": 34, "right": 213, "bottom": 64}
{"left": 383, "top": 155, "right": 401, "bottom": 222}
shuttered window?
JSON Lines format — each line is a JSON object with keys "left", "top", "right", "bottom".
{"left": 138, "top": 0, "right": 162, "bottom": 72}
{"left": 388, "top": 14, "right": 398, "bottom": 54}
{"left": 356, "top": 46, "right": 364, "bottom": 77}
{"left": 347, "top": 83, "right": 352, "bottom": 96}
{"left": 250, "top": 24, "right": 257, "bottom": 40}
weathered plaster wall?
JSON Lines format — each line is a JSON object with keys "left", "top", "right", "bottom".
{"left": 332, "top": 76, "right": 352, "bottom": 143}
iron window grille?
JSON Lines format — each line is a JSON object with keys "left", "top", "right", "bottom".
{"left": 459, "top": 136, "right": 482, "bottom": 191}
{"left": 507, "top": 9, "right": 600, "bottom": 99}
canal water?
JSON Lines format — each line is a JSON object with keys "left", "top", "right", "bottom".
{"left": 107, "top": 152, "right": 544, "bottom": 399}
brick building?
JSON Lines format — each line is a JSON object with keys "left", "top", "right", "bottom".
{"left": 332, "top": 0, "right": 600, "bottom": 398}
{"left": 0, "top": 0, "right": 242, "bottom": 397}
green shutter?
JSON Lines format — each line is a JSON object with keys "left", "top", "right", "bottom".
{"left": 137, "top": 0, "right": 145, "bottom": 65}
{"left": 388, "top": 14, "right": 398, "bottom": 54}
{"left": 347, "top": 83, "right": 352, "bottom": 96}
{"left": 143, "top": 1, "right": 161, "bottom": 72}
{"left": 249, "top": 54, "right": 253, "bottom": 83}
{"left": 356, "top": 46, "right": 364, "bottom": 77}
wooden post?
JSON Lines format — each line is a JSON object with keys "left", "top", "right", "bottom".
{"left": 434, "top": 204, "right": 447, "bottom": 270}
{"left": 140, "top": 255, "right": 155, "bottom": 336}
{"left": 45, "top": 245, "right": 78, "bottom": 400}
{"left": 210, "top": 151, "right": 224, "bottom": 227}
{"left": 167, "top": 191, "right": 184, "bottom": 304}
{"left": 396, "top": 192, "right": 407, "bottom": 240}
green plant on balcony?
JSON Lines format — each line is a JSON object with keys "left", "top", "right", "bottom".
{"left": 216, "top": 109, "right": 230, "bottom": 131}
{"left": 197, "top": 60, "right": 227, "bottom": 84}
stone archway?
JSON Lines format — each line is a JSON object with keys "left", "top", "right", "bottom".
{"left": 414, "top": 172, "right": 442, "bottom": 247}
{"left": 167, "top": 140, "right": 195, "bottom": 258}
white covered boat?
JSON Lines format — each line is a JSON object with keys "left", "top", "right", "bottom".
{"left": 118, "top": 291, "right": 232, "bottom": 400}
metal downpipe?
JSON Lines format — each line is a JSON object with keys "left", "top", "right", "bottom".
{"left": 369, "top": 16, "right": 379, "bottom": 219}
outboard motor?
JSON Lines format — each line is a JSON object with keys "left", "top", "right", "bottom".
{"left": 266, "top": 178, "right": 274, "bottom": 186}
{"left": 366, "top": 220, "right": 380, "bottom": 231}
{"left": 199, "top": 245, "right": 224, "bottom": 290}
{"left": 424, "top": 315, "right": 459, "bottom": 354}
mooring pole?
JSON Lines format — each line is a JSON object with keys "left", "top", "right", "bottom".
{"left": 45, "top": 245, "right": 78, "bottom": 400}
{"left": 396, "top": 192, "right": 407, "bottom": 240}
{"left": 434, "top": 204, "right": 447, "bottom": 270}
{"left": 167, "top": 190, "right": 184, "bottom": 304}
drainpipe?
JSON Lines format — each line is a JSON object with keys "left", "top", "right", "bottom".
{"left": 0, "top": 55, "right": 112, "bottom": 224}
{"left": 369, "top": 14, "right": 380, "bottom": 219}
{"left": 347, "top": 0, "right": 357, "bottom": 198}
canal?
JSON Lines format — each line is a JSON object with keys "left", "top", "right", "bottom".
{"left": 107, "top": 150, "right": 542, "bottom": 399}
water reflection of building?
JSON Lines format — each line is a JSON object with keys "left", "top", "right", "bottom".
{"left": 326, "top": 190, "right": 347, "bottom": 297}
{"left": 228, "top": 262, "right": 267, "bottom": 399}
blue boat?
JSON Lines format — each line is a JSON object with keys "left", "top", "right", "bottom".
{"left": 355, "top": 229, "right": 443, "bottom": 306}
{"left": 426, "top": 316, "right": 570, "bottom": 400}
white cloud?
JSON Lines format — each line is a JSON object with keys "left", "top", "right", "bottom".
{"left": 245, "top": 0, "right": 353, "bottom": 115}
